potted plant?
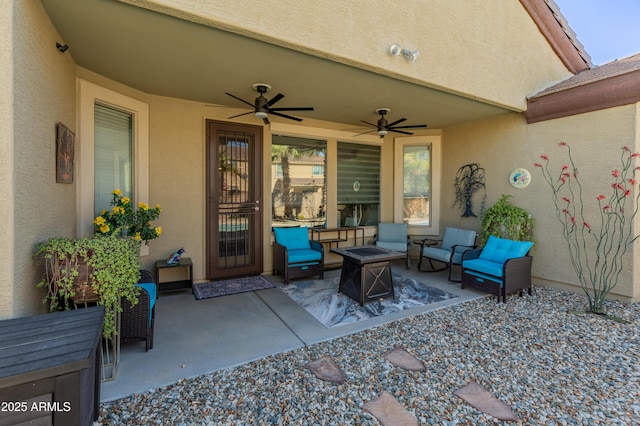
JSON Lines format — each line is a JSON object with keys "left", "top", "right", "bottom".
{"left": 36, "top": 189, "right": 162, "bottom": 339}
{"left": 480, "top": 194, "right": 534, "bottom": 246}
{"left": 36, "top": 234, "right": 141, "bottom": 339}
{"left": 93, "top": 189, "right": 162, "bottom": 243}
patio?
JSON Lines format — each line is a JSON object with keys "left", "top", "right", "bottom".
{"left": 101, "top": 261, "right": 485, "bottom": 401}
{"left": 99, "top": 261, "right": 640, "bottom": 424}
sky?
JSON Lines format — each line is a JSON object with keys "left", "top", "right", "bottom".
{"left": 553, "top": 0, "right": 640, "bottom": 65}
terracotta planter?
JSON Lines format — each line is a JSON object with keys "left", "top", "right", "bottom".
{"left": 71, "top": 259, "right": 98, "bottom": 303}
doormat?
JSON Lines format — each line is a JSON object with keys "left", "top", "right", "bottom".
{"left": 279, "top": 273, "right": 458, "bottom": 328}
{"left": 193, "top": 275, "right": 275, "bottom": 300}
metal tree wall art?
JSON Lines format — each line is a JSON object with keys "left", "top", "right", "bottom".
{"left": 453, "top": 163, "right": 486, "bottom": 217}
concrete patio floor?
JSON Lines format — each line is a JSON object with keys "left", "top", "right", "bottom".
{"left": 101, "top": 260, "right": 487, "bottom": 402}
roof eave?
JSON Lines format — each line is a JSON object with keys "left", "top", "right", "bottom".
{"left": 520, "top": 0, "right": 591, "bottom": 75}
{"left": 525, "top": 68, "right": 640, "bottom": 123}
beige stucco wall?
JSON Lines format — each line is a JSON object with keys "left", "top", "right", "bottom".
{"left": 122, "top": 0, "right": 571, "bottom": 111}
{"left": 441, "top": 105, "right": 639, "bottom": 302}
{"left": 1, "top": 0, "right": 78, "bottom": 319}
{"left": 0, "top": 1, "right": 14, "bottom": 318}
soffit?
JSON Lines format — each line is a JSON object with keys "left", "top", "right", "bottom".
{"left": 41, "top": 0, "right": 510, "bottom": 130}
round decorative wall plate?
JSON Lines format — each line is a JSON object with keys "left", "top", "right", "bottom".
{"left": 353, "top": 181, "right": 361, "bottom": 192}
{"left": 509, "top": 168, "right": 531, "bottom": 188}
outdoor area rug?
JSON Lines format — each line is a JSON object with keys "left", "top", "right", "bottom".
{"left": 279, "top": 273, "right": 458, "bottom": 328}
{"left": 193, "top": 275, "right": 275, "bottom": 300}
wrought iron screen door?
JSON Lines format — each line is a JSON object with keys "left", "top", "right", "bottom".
{"left": 206, "top": 120, "right": 263, "bottom": 279}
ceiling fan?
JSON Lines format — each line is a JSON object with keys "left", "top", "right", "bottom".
{"left": 358, "top": 108, "right": 427, "bottom": 138}
{"left": 225, "top": 83, "right": 314, "bottom": 124}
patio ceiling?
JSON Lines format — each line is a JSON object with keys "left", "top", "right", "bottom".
{"left": 42, "top": 0, "right": 512, "bottom": 130}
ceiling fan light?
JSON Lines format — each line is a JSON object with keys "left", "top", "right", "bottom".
{"left": 377, "top": 129, "right": 388, "bottom": 136}
{"left": 255, "top": 111, "right": 268, "bottom": 119}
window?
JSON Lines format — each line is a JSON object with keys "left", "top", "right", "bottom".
{"left": 271, "top": 135, "right": 326, "bottom": 227}
{"left": 403, "top": 145, "right": 430, "bottom": 226}
{"left": 337, "top": 142, "right": 380, "bottom": 226}
{"left": 394, "top": 135, "right": 441, "bottom": 234}
{"left": 78, "top": 79, "right": 149, "bottom": 250}
{"left": 94, "top": 104, "right": 133, "bottom": 215}
{"left": 312, "top": 165, "right": 324, "bottom": 176}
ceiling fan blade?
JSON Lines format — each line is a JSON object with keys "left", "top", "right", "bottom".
{"left": 389, "top": 129, "right": 414, "bottom": 135}
{"left": 225, "top": 92, "right": 256, "bottom": 108}
{"left": 360, "top": 120, "right": 379, "bottom": 128}
{"left": 265, "top": 93, "right": 285, "bottom": 108}
{"left": 270, "top": 107, "right": 314, "bottom": 112}
{"left": 389, "top": 124, "right": 428, "bottom": 130}
{"left": 354, "top": 129, "right": 377, "bottom": 137}
{"left": 227, "top": 111, "right": 253, "bottom": 119}
{"left": 270, "top": 111, "right": 303, "bottom": 122}
{"left": 387, "top": 118, "right": 407, "bottom": 127}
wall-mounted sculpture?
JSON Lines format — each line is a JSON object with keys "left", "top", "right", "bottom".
{"left": 453, "top": 163, "right": 486, "bottom": 217}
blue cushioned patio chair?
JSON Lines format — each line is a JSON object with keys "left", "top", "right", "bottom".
{"left": 121, "top": 270, "right": 156, "bottom": 351}
{"left": 273, "top": 226, "right": 324, "bottom": 284}
{"left": 417, "top": 227, "right": 477, "bottom": 282}
{"left": 374, "top": 223, "right": 410, "bottom": 268}
{"left": 461, "top": 235, "right": 533, "bottom": 303}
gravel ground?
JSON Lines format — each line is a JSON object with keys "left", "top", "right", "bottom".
{"left": 99, "top": 286, "right": 640, "bottom": 425}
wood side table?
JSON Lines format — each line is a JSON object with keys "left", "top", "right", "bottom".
{"left": 155, "top": 257, "right": 193, "bottom": 294}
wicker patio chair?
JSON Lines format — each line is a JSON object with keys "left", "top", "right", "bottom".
{"left": 272, "top": 226, "right": 324, "bottom": 284}
{"left": 120, "top": 270, "right": 156, "bottom": 351}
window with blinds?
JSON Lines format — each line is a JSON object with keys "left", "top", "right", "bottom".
{"left": 337, "top": 142, "right": 380, "bottom": 226}
{"left": 94, "top": 104, "right": 133, "bottom": 215}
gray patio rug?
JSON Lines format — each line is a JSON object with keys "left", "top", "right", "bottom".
{"left": 279, "top": 273, "right": 458, "bottom": 328}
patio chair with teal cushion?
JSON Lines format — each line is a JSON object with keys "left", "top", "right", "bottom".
{"left": 273, "top": 226, "right": 324, "bottom": 284}
{"left": 374, "top": 223, "right": 410, "bottom": 268}
{"left": 461, "top": 235, "right": 533, "bottom": 303}
{"left": 121, "top": 270, "right": 156, "bottom": 351}
{"left": 417, "top": 227, "right": 477, "bottom": 282}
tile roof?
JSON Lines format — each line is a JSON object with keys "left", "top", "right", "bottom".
{"left": 520, "top": 0, "right": 592, "bottom": 74}
{"left": 544, "top": 0, "right": 592, "bottom": 67}
{"left": 530, "top": 53, "right": 640, "bottom": 97}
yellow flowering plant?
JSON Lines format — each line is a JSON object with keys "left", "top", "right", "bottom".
{"left": 94, "top": 189, "right": 162, "bottom": 245}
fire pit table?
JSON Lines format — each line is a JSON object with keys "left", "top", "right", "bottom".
{"left": 330, "top": 246, "right": 406, "bottom": 305}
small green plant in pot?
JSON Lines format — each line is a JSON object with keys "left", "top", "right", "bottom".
{"left": 480, "top": 194, "right": 534, "bottom": 246}
{"left": 36, "top": 234, "right": 141, "bottom": 339}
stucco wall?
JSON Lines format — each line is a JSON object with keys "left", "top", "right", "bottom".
{"left": 0, "top": 1, "right": 14, "bottom": 319}
{"left": 5, "top": 0, "right": 77, "bottom": 318}
{"left": 123, "top": 0, "right": 571, "bottom": 111}
{"left": 442, "top": 105, "right": 639, "bottom": 301}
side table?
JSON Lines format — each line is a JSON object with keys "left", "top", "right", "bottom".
{"left": 156, "top": 257, "right": 193, "bottom": 294}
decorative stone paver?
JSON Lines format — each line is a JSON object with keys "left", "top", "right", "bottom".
{"left": 382, "top": 346, "right": 426, "bottom": 371}
{"left": 454, "top": 381, "right": 518, "bottom": 422}
{"left": 303, "top": 355, "right": 347, "bottom": 383}
{"left": 363, "top": 391, "right": 418, "bottom": 426}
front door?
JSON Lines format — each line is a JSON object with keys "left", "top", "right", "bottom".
{"left": 206, "top": 120, "right": 263, "bottom": 279}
